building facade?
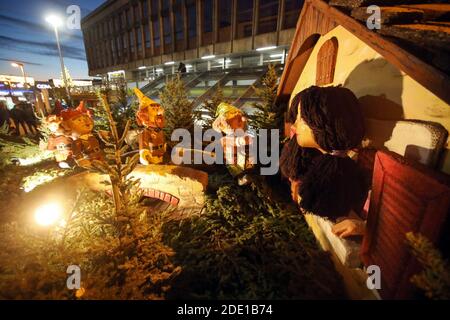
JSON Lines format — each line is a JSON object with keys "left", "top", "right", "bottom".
{"left": 81, "top": 0, "right": 303, "bottom": 84}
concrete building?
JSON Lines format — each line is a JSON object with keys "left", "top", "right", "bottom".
{"left": 81, "top": 0, "right": 303, "bottom": 87}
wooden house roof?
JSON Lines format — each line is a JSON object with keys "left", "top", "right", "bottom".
{"left": 277, "top": 0, "right": 450, "bottom": 105}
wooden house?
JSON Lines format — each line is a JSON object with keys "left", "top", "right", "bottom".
{"left": 277, "top": 0, "right": 450, "bottom": 299}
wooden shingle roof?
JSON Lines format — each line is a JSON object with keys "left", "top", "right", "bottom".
{"left": 331, "top": 0, "right": 450, "bottom": 74}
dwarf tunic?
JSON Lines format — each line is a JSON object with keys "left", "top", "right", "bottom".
{"left": 138, "top": 127, "right": 166, "bottom": 158}
{"left": 72, "top": 135, "right": 103, "bottom": 163}
{"left": 47, "top": 135, "right": 73, "bottom": 162}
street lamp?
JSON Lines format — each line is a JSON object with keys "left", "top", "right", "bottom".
{"left": 11, "top": 62, "right": 28, "bottom": 88}
{"left": 45, "top": 14, "right": 72, "bottom": 106}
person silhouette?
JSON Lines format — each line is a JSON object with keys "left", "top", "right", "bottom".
{"left": 178, "top": 62, "right": 186, "bottom": 74}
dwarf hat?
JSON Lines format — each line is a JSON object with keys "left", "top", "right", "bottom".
{"left": 212, "top": 102, "right": 244, "bottom": 133}
{"left": 60, "top": 101, "right": 90, "bottom": 121}
{"left": 53, "top": 100, "right": 63, "bottom": 116}
{"left": 215, "top": 102, "right": 242, "bottom": 119}
{"left": 134, "top": 88, "right": 160, "bottom": 108}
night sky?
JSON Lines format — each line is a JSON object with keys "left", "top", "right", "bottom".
{"left": 0, "top": 0, "right": 106, "bottom": 81}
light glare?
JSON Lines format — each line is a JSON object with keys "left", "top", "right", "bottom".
{"left": 34, "top": 202, "right": 62, "bottom": 226}
{"left": 256, "top": 46, "right": 277, "bottom": 51}
{"left": 45, "top": 15, "right": 63, "bottom": 27}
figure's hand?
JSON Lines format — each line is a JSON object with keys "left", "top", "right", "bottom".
{"left": 289, "top": 179, "right": 301, "bottom": 204}
{"left": 332, "top": 218, "right": 366, "bottom": 238}
{"left": 235, "top": 134, "right": 252, "bottom": 146}
{"left": 139, "top": 149, "right": 151, "bottom": 165}
{"left": 39, "top": 139, "right": 48, "bottom": 151}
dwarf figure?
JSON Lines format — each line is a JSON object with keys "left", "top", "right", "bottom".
{"left": 134, "top": 88, "right": 166, "bottom": 165}
{"left": 43, "top": 114, "right": 74, "bottom": 169}
{"left": 212, "top": 102, "right": 255, "bottom": 183}
{"left": 60, "top": 101, "right": 103, "bottom": 168}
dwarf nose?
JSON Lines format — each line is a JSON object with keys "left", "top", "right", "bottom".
{"left": 290, "top": 125, "right": 296, "bottom": 139}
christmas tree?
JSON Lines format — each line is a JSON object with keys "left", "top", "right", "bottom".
{"left": 197, "top": 85, "right": 225, "bottom": 130}
{"left": 249, "top": 64, "right": 281, "bottom": 131}
{"left": 159, "top": 75, "right": 195, "bottom": 146}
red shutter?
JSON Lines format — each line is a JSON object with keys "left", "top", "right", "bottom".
{"left": 316, "top": 37, "right": 338, "bottom": 86}
{"left": 361, "top": 150, "right": 450, "bottom": 299}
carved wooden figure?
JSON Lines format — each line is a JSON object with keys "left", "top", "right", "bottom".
{"left": 61, "top": 101, "right": 104, "bottom": 168}
{"left": 134, "top": 88, "right": 166, "bottom": 165}
{"left": 43, "top": 114, "right": 74, "bottom": 169}
{"left": 212, "top": 102, "right": 255, "bottom": 182}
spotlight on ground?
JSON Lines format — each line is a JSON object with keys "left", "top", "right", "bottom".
{"left": 34, "top": 202, "right": 63, "bottom": 226}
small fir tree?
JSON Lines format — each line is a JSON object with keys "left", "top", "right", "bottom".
{"left": 93, "top": 83, "right": 138, "bottom": 134}
{"left": 93, "top": 93, "right": 141, "bottom": 211}
{"left": 159, "top": 75, "right": 195, "bottom": 145}
{"left": 249, "top": 64, "right": 281, "bottom": 130}
{"left": 197, "top": 85, "right": 225, "bottom": 130}
{"left": 406, "top": 232, "right": 450, "bottom": 299}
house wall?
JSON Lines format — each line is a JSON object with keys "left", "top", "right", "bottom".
{"left": 290, "top": 25, "right": 450, "bottom": 174}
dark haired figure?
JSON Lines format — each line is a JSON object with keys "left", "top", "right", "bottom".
{"left": 280, "top": 92, "right": 321, "bottom": 201}
{"left": 288, "top": 85, "right": 369, "bottom": 238}
{"left": 0, "top": 101, "right": 10, "bottom": 129}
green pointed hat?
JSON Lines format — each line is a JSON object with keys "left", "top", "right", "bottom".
{"left": 212, "top": 102, "right": 243, "bottom": 133}
{"left": 215, "top": 102, "right": 242, "bottom": 119}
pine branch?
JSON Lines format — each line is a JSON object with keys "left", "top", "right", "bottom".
{"left": 407, "top": 232, "right": 450, "bottom": 300}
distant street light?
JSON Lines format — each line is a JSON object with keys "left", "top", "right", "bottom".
{"left": 45, "top": 14, "right": 72, "bottom": 106}
{"left": 11, "top": 62, "right": 28, "bottom": 88}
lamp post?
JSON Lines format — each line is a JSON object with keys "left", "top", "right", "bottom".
{"left": 11, "top": 62, "right": 28, "bottom": 88}
{"left": 45, "top": 14, "right": 72, "bottom": 106}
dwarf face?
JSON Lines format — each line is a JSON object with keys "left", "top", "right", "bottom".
{"left": 293, "top": 104, "right": 320, "bottom": 150}
{"left": 44, "top": 115, "right": 66, "bottom": 135}
{"left": 227, "top": 114, "right": 246, "bottom": 131}
{"left": 47, "top": 121, "right": 61, "bottom": 133}
{"left": 67, "top": 113, "right": 94, "bottom": 135}
{"left": 138, "top": 104, "right": 164, "bottom": 128}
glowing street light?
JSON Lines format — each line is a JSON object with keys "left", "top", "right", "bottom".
{"left": 45, "top": 15, "right": 63, "bottom": 27}
{"left": 34, "top": 202, "right": 63, "bottom": 226}
{"left": 45, "top": 14, "right": 72, "bottom": 106}
{"left": 11, "top": 62, "right": 28, "bottom": 88}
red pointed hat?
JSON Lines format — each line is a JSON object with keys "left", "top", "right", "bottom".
{"left": 60, "top": 101, "right": 92, "bottom": 120}
{"left": 53, "top": 100, "right": 63, "bottom": 116}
